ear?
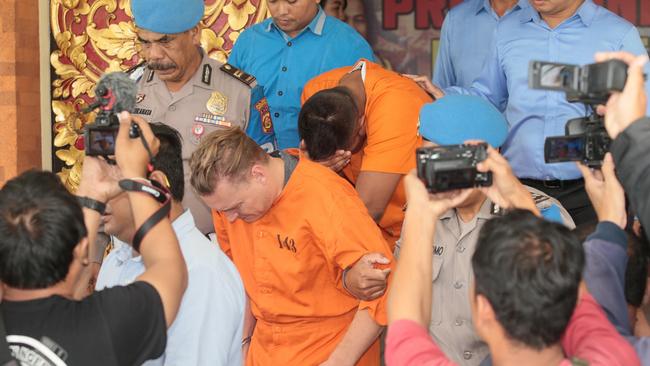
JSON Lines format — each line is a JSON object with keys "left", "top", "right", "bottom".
{"left": 250, "top": 164, "right": 267, "bottom": 184}
{"left": 357, "top": 115, "right": 367, "bottom": 133}
{"left": 475, "top": 294, "right": 497, "bottom": 329}
{"left": 299, "top": 139, "right": 307, "bottom": 151}
{"left": 149, "top": 170, "right": 171, "bottom": 189}
{"left": 73, "top": 237, "right": 90, "bottom": 266}
{"left": 190, "top": 25, "right": 202, "bottom": 45}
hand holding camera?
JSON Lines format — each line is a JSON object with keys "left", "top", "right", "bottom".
{"left": 476, "top": 146, "right": 539, "bottom": 215}
{"left": 577, "top": 153, "right": 627, "bottom": 228}
{"left": 115, "top": 112, "right": 159, "bottom": 179}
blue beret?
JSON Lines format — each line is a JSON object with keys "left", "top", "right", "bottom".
{"left": 132, "top": 0, "right": 205, "bottom": 34}
{"left": 418, "top": 95, "right": 508, "bottom": 147}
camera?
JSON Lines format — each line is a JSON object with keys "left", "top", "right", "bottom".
{"left": 544, "top": 115, "right": 611, "bottom": 167}
{"left": 84, "top": 85, "right": 120, "bottom": 156}
{"left": 529, "top": 59, "right": 625, "bottom": 167}
{"left": 529, "top": 59, "right": 627, "bottom": 105}
{"left": 83, "top": 72, "right": 137, "bottom": 156}
{"left": 416, "top": 143, "right": 492, "bottom": 193}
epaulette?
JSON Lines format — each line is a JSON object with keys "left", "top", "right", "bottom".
{"left": 125, "top": 61, "right": 147, "bottom": 82}
{"left": 220, "top": 63, "right": 256, "bottom": 87}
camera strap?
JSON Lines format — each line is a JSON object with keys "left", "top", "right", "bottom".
{"left": 118, "top": 179, "right": 171, "bottom": 252}
{"left": 0, "top": 307, "right": 19, "bottom": 366}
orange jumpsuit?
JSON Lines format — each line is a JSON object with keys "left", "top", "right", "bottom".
{"left": 301, "top": 59, "right": 430, "bottom": 249}
{"left": 214, "top": 152, "right": 394, "bottom": 366}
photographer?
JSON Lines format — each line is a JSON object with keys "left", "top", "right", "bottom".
{"left": 88, "top": 123, "right": 245, "bottom": 366}
{"left": 573, "top": 50, "right": 650, "bottom": 364}
{"left": 386, "top": 168, "right": 639, "bottom": 365}
{"left": 0, "top": 114, "right": 187, "bottom": 365}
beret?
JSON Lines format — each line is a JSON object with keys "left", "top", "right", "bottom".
{"left": 418, "top": 95, "right": 508, "bottom": 147}
{"left": 132, "top": 0, "right": 205, "bottom": 34}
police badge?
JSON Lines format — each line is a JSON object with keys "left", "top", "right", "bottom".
{"left": 207, "top": 91, "right": 227, "bottom": 116}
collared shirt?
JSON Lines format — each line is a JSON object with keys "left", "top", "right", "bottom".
{"left": 433, "top": 0, "right": 525, "bottom": 88}
{"left": 133, "top": 51, "right": 277, "bottom": 234}
{"left": 446, "top": 0, "right": 650, "bottom": 180}
{"left": 96, "top": 210, "right": 246, "bottom": 366}
{"left": 228, "top": 7, "right": 375, "bottom": 149}
{"left": 302, "top": 60, "right": 429, "bottom": 249}
{"left": 213, "top": 151, "right": 393, "bottom": 366}
{"left": 394, "top": 190, "right": 573, "bottom": 366}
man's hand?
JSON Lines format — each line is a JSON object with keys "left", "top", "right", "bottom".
{"left": 593, "top": 51, "right": 648, "bottom": 139}
{"left": 577, "top": 153, "right": 627, "bottom": 228}
{"left": 404, "top": 170, "right": 472, "bottom": 219}
{"left": 403, "top": 74, "right": 445, "bottom": 100}
{"left": 77, "top": 156, "right": 123, "bottom": 203}
{"left": 311, "top": 150, "right": 351, "bottom": 173}
{"left": 115, "top": 112, "right": 159, "bottom": 178}
{"left": 476, "top": 145, "right": 539, "bottom": 215}
{"left": 344, "top": 253, "right": 391, "bottom": 301}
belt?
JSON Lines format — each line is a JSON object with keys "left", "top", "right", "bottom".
{"left": 520, "top": 178, "right": 584, "bottom": 190}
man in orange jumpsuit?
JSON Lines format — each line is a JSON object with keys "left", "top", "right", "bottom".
{"left": 301, "top": 59, "right": 431, "bottom": 250}
{"left": 189, "top": 127, "right": 393, "bottom": 366}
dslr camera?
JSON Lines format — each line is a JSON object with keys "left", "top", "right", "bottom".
{"left": 528, "top": 59, "right": 627, "bottom": 167}
{"left": 84, "top": 72, "right": 137, "bottom": 156}
{"left": 416, "top": 143, "right": 492, "bottom": 193}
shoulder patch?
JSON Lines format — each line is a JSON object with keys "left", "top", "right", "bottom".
{"left": 202, "top": 64, "right": 212, "bottom": 86}
{"left": 221, "top": 63, "right": 256, "bottom": 86}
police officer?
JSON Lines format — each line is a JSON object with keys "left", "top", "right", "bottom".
{"left": 129, "top": 0, "right": 276, "bottom": 234}
{"left": 395, "top": 95, "right": 574, "bottom": 366}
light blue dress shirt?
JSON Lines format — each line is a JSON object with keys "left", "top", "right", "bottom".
{"left": 433, "top": 0, "right": 526, "bottom": 89}
{"left": 446, "top": 0, "right": 650, "bottom": 180}
{"left": 96, "top": 210, "right": 245, "bottom": 366}
{"left": 228, "top": 7, "right": 375, "bottom": 149}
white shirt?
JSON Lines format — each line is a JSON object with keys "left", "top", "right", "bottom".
{"left": 96, "top": 209, "right": 245, "bottom": 366}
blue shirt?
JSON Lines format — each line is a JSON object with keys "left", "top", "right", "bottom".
{"left": 446, "top": 0, "right": 650, "bottom": 180}
{"left": 96, "top": 210, "right": 246, "bottom": 366}
{"left": 433, "top": 0, "right": 526, "bottom": 89}
{"left": 228, "top": 7, "right": 375, "bottom": 149}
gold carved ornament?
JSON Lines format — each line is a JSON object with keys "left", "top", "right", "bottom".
{"left": 50, "top": 0, "right": 270, "bottom": 191}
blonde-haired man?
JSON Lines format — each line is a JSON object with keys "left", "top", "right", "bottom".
{"left": 189, "top": 127, "right": 393, "bottom": 366}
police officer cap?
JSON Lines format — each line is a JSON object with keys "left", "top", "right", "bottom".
{"left": 419, "top": 95, "right": 508, "bottom": 147}
{"left": 132, "top": 0, "right": 205, "bottom": 34}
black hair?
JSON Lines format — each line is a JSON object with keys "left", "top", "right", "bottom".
{"left": 150, "top": 123, "right": 184, "bottom": 201}
{"left": 0, "top": 170, "right": 87, "bottom": 289}
{"left": 298, "top": 87, "right": 358, "bottom": 161}
{"left": 625, "top": 227, "right": 649, "bottom": 307}
{"left": 472, "top": 210, "right": 585, "bottom": 350}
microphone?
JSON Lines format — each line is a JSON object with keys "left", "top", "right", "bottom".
{"left": 84, "top": 72, "right": 137, "bottom": 114}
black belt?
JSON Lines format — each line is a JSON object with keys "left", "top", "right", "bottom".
{"left": 520, "top": 178, "right": 584, "bottom": 190}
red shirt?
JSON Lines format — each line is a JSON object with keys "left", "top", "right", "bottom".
{"left": 385, "top": 292, "right": 640, "bottom": 366}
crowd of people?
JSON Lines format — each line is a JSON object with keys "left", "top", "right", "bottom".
{"left": 1, "top": 0, "right": 649, "bottom": 365}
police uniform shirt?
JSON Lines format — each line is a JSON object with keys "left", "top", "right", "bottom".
{"left": 132, "top": 51, "right": 276, "bottom": 234}
{"left": 394, "top": 189, "right": 574, "bottom": 366}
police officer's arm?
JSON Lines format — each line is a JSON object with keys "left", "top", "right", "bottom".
{"left": 355, "top": 172, "right": 403, "bottom": 223}
{"left": 388, "top": 171, "right": 472, "bottom": 326}
{"left": 476, "top": 146, "right": 539, "bottom": 215}
{"left": 118, "top": 113, "right": 188, "bottom": 327}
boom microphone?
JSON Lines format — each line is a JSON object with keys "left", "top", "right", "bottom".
{"left": 93, "top": 72, "right": 138, "bottom": 113}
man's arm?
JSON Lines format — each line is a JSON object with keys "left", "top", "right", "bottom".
{"left": 116, "top": 113, "right": 188, "bottom": 327}
{"left": 355, "top": 171, "right": 402, "bottom": 222}
{"left": 320, "top": 309, "right": 382, "bottom": 366}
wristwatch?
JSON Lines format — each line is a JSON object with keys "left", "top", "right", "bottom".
{"left": 77, "top": 196, "right": 106, "bottom": 215}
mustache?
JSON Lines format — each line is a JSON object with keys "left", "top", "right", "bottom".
{"left": 147, "top": 62, "right": 176, "bottom": 71}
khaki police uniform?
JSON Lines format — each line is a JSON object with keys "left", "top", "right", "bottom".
{"left": 395, "top": 188, "right": 574, "bottom": 366}
{"left": 132, "top": 51, "right": 257, "bottom": 234}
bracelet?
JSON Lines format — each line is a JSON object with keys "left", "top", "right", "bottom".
{"left": 342, "top": 267, "right": 352, "bottom": 294}
{"left": 77, "top": 196, "right": 106, "bottom": 215}
{"left": 242, "top": 336, "right": 252, "bottom": 346}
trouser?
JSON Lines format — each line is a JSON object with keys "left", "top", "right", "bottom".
{"left": 520, "top": 178, "right": 597, "bottom": 228}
